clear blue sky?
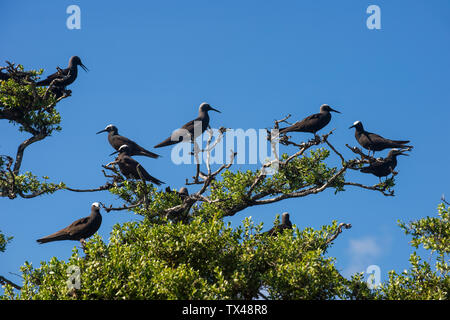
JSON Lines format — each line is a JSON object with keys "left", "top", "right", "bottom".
{"left": 1, "top": 0, "right": 450, "bottom": 293}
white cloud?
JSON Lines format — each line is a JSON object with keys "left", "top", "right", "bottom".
{"left": 343, "top": 236, "right": 383, "bottom": 278}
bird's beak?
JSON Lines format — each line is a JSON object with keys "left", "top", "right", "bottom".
{"left": 96, "top": 129, "right": 107, "bottom": 134}
{"left": 210, "top": 107, "right": 221, "bottom": 113}
{"left": 398, "top": 151, "right": 409, "bottom": 156}
{"left": 330, "top": 108, "right": 341, "bottom": 114}
{"left": 80, "top": 63, "right": 89, "bottom": 72}
{"left": 349, "top": 124, "right": 355, "bottom": 129}
{"left": 109, "top": 150, "right": 119, "bottom": 156}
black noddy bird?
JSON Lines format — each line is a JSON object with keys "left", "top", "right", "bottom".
{"left": 96, "top": 124, "right": 160, "bottom": 159}
{"left": 360, "top": 148, "right": 409, "bottom": 180}
{"left": 36, "top": 56, "right": 88, "bottom": 87}
{"left": 113, "top": 145, "right": 164, "bottom": 185}
{"left": 154, "top": 102, "right": 221, "bottom": 148}
{"left": 349, "top": 121, "right": 412, "bottom": 156}
{"left": 165, "top": 186, "right": 189, "bottom": 200}
{"left": 36, "top": 202, "right": 102, "bottom": 244}
{"left": 178, "top": 187, "right": 189, "bottom": 199}
{"left": 264, "top": 212, "right": 293, "bottom": 236}
{"left": 279, "top": 104, "right": 341, "bottom": 136}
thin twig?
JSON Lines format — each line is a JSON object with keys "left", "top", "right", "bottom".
{"left": 324, "top": 223, "right": 352, "bottom": 246}
{"left": 344, "top": 182, "right": 394, "bottom": 197}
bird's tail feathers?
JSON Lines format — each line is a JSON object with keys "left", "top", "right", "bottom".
{"left": 36, "top": 231, "right": 69, "bottom": 244}
{"left": 392, "top": 140, "right": 410, "bottom": 145}
{"left": 154, "top": 137, "right": 179, "bottom": 148}
{"left": 140, "top": 149, "right": 161, "bottom": 159}
{"left": 149, "top": 176, "right": 165, "bottom": 186}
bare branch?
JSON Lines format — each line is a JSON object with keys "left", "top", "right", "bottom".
{"left": 322, "top": 130, "right": 345, "bottom": 164}
{"left": 0, "top": 275, "right": 22, "bottom": 290}
{"left": 99, "top": 200, "right": 145, "bottom": 213}
{"left": 13, "top": 132, "right": 47, "bottom": 175}
{"left": 344, "top": 181, "right": 394, "bottom": 197}
{"left": 65, "top": 183, "right": 114, "bottom": 193}
{"left": 251, "top": 166, "right": 348, "bottom": 206}
{"left": 325, "top": 223, "right": 352, "bottom": 246}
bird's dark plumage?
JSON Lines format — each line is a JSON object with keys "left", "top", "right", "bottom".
{"left": 115, "top": 145, "right": 164, "bottom": 185}
{"left": 154, "top": 102, "right": 221, "bottom": 148}
{"left": 97, "top": 124, "right": 160, "bottom": 159}
{"left": 36, "top": 56, "right": 88, "bottom": 87}
{"left": 178, "top": 187, "right": 189, "bottom": 199}
{"left": 349, "top": 121, "right": 412, "bottom": 154}
{"left": 36, "top": 203, "right": 102, "bottom": 244}
{"left": 264, "top": 212, "right": 293, "bottom": 236}
{"left": 279, "top": 104, "right": 340, "bottom": 136}
{"left": 0, "top": 70, "right": 10, "bottom": 81}
{"left": 360, "top": 149, "right": 409, "bottom": 178}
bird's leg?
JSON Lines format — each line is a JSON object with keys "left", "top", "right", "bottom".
{"left": 313, "top": 133, "right": 319, "bottom": 141}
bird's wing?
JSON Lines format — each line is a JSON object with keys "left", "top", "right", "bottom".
{"left": 36, "top": 230, "right": 70, "bottom": 243}
{"left": 115, "top": 135, "right": 135, "bottom": 149}
{"left": 154, "top": 118, "right": 199, "bottom": 148}
{"left": 123, "top": 156, "right": 139, "bottom": 166}
{"left": 36, "top": 67, "right": 69, "bottom": 86}
{"left": 139, "top": 165, "right": 165, "bottom": 185}
{"left": 116, "top": 136, "right": 159, "bottom": 158}
{"left": 180, "top": 118, "right": 197, "bottom": 131}
{"left": 70, "top": 216, "right": 89, "bottom": 226}
{"left": 164, "top": 126, "right": 193, "bottom": 144}
{"left": 302, "top": 113, "right": 322, "bottom": 121}
{"left": 280, "top": 113, "right": 321, "bottom": 132}
{"left": 66, "top": 217, "right": 91, "bottom": 236}
{"left": 360, "top": 158, "right": 389, "bottom": 172}
{"left": 365, "top": 131, "right": 386, "bottom": 144}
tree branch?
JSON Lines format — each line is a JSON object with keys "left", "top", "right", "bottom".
{"left": 325, "top": 223, "right": 352, "bottom": 246}
{"left": 0, "top": 275, "right": 22, "bottom": 290}
{"left": 13, "top": 132, "right": 47, "bottom": 175}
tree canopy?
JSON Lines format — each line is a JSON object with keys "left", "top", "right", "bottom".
{"left": 1, "top": 62, "right": 448, "bottom": 300}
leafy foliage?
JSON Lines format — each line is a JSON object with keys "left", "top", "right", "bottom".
{"left": 0, "top": 64, "right": 62, "bottom": 135}
{"left": 2, "top": 216, "right": 353, "bottom": 300}
{"left": 2, "top": 61, "right": 447, "bottom": 301}
{"left": 0, "top": 231, "right": 13, "bottom": 253}
{"left": 373, "top": 204, "right": 450, "bottom": 299}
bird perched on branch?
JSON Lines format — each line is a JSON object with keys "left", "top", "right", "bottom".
{"left": 349, "top": 121, "right": 412, "bottom": 156}
{"left": 112, "top": 145, "right": 164, "bottom": 185}
{"left": 96, "top": 124, "right": 160, "bottom": 159}
{"left": 165, "top": 186, "right": 189, "bottom": 200}
{"left": 360, "top": 148, "right": 409, "bottom": 180}
{"left": 154, "top": 102, "right": 221, "bottom": 148}
{"left": 279, "top": 104, "right": 341, "bottom": 137}
{"left": 177, "top": 187, "right": 189, "bottom": 200}
{"left": 36, "top": 56, "right": 88, "bottom": 86}
{"left": 36, "top": 56, "right": 88, "bottom": 98}
{"left": 264, "top": 212, "right": 293, "bottom": 236}
{"left": 36, "top": 202, "right": 102, "bottom": 244}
